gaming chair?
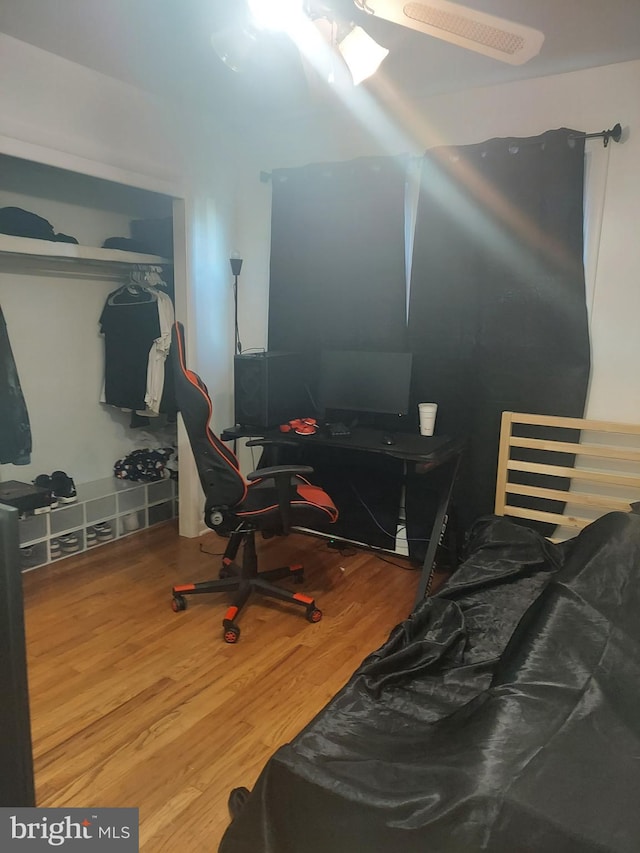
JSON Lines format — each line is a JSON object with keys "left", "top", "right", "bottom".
{"left": 170, "top": 322, "right": 338, "bottom": 643}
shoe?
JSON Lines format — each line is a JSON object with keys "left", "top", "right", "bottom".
{"left": 86, "top": 527, "right": 98, "bottom": 547}
{"left": 50, "top": 539, "right": 62, "bottom": 560}
{"left": 93, "top": 522, "right": 113, "bottom": 542}
{"left": 32, "top": 474, "right": 58, "bottom": 510}
{"left": 50, "top": 470, "right": 77, "bottom": 504}
{"left": 58, "top": 532, "right": 80, "bottom": 554}
{"left": 20, "top": 546, "right": 42, "bottom": 569}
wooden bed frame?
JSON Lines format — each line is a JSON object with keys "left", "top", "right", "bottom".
{"left": 495, "top": 412, "right": 640, "bottom": 541}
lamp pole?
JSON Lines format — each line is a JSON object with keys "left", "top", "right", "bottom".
{"left": 230, "top": 253, "right": 243, "bottom": 355}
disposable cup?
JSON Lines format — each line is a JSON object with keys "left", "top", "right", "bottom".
{"left": 418, "top": 402, "right": 438, "bottom": 436}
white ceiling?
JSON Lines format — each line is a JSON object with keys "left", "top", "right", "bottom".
{"left": 2, "top": 0, "right": 640, "bottom": 123}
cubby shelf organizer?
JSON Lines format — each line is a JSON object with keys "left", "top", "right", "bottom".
{"left": 18, "top": 477, "right": 177, "bottom": 571}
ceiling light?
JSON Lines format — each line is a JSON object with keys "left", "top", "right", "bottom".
{"left": 338, "top": 25, "right": 389, "bottom": 85}
{"left": 248, "top": 0, "right": 305, "bottom": 32}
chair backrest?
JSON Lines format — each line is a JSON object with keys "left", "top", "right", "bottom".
{"left": 495, "top": 411, "right": 640, "bottom": 541}
{"left": 171, "top": 322, "right": 247, "bottom": 510}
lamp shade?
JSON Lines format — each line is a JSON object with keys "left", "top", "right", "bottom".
{"left": 337, "top": 26, "right": 389, "bottom": 85}
{"left": 230, "top": 254, "right": 243, "bottom": 276}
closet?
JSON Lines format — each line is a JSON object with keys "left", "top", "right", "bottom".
{"left": 0, "top": 153, "right": 183, "bottom": 569}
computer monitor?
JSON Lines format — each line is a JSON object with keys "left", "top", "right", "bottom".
{"left": 318, "top": 350, "right": 413, "bottom": 417}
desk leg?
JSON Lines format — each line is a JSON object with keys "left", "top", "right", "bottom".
{"left": 414, "top": 452, "right": 462, "bottom": 608}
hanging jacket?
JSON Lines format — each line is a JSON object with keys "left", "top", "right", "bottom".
{"left": 0, "top": 304, "right": 32, "bottom": 465}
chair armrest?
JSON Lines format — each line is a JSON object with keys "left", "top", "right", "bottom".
{"left": 246, "top": 465, "right": 315, "bottom": 534}
{"left": 245, "top": 438, "right": 299, "bottom": 449}
{"left": 246, "top": 465, "right": 314, "bottom": 481}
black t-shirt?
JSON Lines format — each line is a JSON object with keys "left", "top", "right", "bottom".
{"left": 100, "top": 290, "right": 161, "bottom": 410}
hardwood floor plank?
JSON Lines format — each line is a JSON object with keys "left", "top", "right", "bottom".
{"left": 23, "top": 522, "right": 421, "bottom": 851}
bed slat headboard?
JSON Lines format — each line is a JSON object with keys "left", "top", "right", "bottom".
{"left": 495, "top": 412, "right": 640, "bottom": 541}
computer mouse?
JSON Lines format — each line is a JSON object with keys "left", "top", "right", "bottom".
{"left": 381, "top": 434, "right": 395, "bottom": 446}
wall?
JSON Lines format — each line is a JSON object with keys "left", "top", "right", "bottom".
{"left": 235, "top": 59, "right": 640, "bottom": 427}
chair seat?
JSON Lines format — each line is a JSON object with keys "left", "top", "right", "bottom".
{"left": 237, "top": 475, "right": 338, "bottom": 529}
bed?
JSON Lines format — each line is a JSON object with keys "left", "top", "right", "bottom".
{"left": 219, "top": 413, "right": 640, "bottom": 853}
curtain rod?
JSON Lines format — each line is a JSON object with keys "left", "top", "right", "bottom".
{"left": 259, "top": 123, "right": 623, "bottom": 182}
{"left": 573, "top": 123, "right": 622, "bottom": 146}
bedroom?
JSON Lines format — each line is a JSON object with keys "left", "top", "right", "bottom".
{"left": 1, "top": 1, "right": 640, "bottom": 850}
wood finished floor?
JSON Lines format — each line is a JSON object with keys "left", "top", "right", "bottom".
{"left": 23, "top": 521, "right": 422, "bottom": 852}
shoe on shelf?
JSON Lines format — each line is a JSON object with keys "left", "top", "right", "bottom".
{"left": 93, "top": 521, "right": 113, "bottom": 542}
{"left": 50, "top": 470, "right": 77, "bottom": 504}
{"left": 50, "top": 538, "right": 62, "bottom": 560}
{"left": 32, "top": 474, "right": 58, "bottom": 510}
{"left": 86, "top": 527, "right": 98, "bottom": 547}
{"left": 20, "top": 546, "right": 41, "bottom": 569}
{"left": 58, "top": 532, "right": 81, "bottom": 554}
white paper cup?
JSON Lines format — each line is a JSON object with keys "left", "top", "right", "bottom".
{"left": 418, "top": 402, "right": 438, "bottom": 436}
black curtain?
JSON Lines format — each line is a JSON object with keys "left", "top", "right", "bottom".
{"left": 267, "top": 155, "right": 409, "bottom": 549}
{"left": 268, "top": 155, "right": 408, "bottom": 353}
{"left": 407, "top": 128, "right": 590, "bottom": 550}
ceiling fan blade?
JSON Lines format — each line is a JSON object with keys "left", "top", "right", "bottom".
{"left": 354, "top": 0, "right": 544, "bottom": 64}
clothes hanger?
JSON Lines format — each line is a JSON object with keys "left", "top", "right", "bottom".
{"left": 108, "top": 268, "right": 158, "bottom": 305}
{"left": 142, "top": 266, "right": 169, "bottom": 291}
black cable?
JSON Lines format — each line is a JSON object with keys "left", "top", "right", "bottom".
{"left": 199, "top": 543, "right": 225, "bottom": 557}
{"left": 323, "top": 539, "right": 418, "bottom": 570}
{"left": 372, "top": 553, "right": 421, "bottom": 571}
{"left": 349, "top": 482, "right": 431, "bottom": 544}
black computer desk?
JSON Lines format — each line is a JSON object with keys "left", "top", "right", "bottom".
{"left": 222, "top": 425, "right": 465, "bottom": 607}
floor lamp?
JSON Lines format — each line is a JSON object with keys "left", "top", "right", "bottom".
{"left": 230, "top": 253, "right": 243, "bottom": 355}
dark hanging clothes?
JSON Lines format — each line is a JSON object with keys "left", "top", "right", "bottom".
{"left": 99, "top": 287, "right": 161, "bottom": 411}
{"left": 0, "top": 305, "right": 32, "bottom": 465}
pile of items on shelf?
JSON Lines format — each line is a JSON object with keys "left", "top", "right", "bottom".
{"left": 0, "top": 470, "right": 76, "bottom": 515}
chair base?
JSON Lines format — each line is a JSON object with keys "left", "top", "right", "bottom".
{"left": 171, "top": 529, "right": 322, "bottom": 643}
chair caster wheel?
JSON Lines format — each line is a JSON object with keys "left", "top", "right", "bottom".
{"left": 292, "top": 569, "right": 304, "bottom": 584}
{"left": 224, "top": 624, "right": 240, "bottom": 643}
{"left": 306, "top": 606, "right": 322, "bottom": 623}
{"left": 219, "top": 569, "right": 232, "bottom": 579}
{"left": 171, "top": 594, "right": 187, "bottom": 612}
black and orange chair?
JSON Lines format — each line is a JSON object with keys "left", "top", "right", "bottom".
{"left": 170, "top": 322, "right": 338, "bottom": 643}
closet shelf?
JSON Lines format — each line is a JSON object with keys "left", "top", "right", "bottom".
{"left": 0, "top": 233, "right": 171, "bottom": 280}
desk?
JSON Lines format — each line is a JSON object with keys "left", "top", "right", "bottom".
{"left": 222, "top": 425, "right": 465, "bottom": 606}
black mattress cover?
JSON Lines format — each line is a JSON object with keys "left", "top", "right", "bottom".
{"left": 220, "top": 511, "right": 640, "bottom": 853}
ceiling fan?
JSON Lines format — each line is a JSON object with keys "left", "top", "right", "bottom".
{"left": 340, "top": 0, "right": 544, "bottom": 65}
{"left": 212, "top": 0, "right": 545, "bottom": 85}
